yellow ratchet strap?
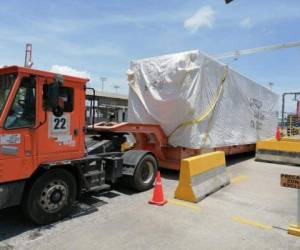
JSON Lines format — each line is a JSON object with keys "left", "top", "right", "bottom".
{"left": 169, "top": 65, "right": 228, "bottom": 138}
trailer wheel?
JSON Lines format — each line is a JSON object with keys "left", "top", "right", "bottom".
{"left": 22, "top": 169, "right": 77, "bottom": 225}
{"left": 131, "top": 154, "right": 158, "bottom": 191}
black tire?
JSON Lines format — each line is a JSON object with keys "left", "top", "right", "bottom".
{"left": 22, "top": 169, "right": 77, "bottom": 225}
{"left": 130, "top": 154, "right": 158, "bottom": 191}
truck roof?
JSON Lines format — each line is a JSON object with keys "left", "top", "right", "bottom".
{"left": 0, "top": 65, "right": 89, "bottom": 84}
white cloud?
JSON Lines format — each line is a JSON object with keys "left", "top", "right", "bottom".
{"left": 50, "top": 65, "right": 91, "bottom": 79}
{"left": 184, "top": 6, "right": 215, "bottom": 33}
{"left": 49, "top": 65, "right": 129, "bottom": 94}
{"left": 240, "top": 17, "right": 254, "bottom": 28}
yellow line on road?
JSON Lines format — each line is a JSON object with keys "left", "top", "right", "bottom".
{"left": 168, "top": 199, "right": 200, "bottom": 210}
{"left": 231, "top": 175, "right": 248, "bottom": 184}
{"left": 232, "top": 216, "right": 272, "bottom": 230}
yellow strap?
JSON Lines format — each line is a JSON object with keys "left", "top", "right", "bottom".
{"left": 169, "top": 66, "right": 228, "bottom": 138}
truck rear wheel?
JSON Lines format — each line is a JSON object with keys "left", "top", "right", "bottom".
{"left": 130, "top": 154, "right": 158, "bottom": 191}
{"left": 22, "top": 169, "right": 77, "bottom": 225}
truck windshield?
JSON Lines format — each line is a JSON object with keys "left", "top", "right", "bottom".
{"left": 0, "top": 74, "right": 17, "bottom": 116}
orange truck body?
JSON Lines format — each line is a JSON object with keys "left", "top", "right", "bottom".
{"left": 0, "top": 66, "right": 159, "bottom": 224}
{"left": 0, "top": 66, "right": 87, "bottom": 184}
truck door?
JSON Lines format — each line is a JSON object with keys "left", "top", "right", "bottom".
{"left": 0, "top": 77, "right": 36, "bottom": 182}
{"left": 36, "top": 79, "right": 84, "bottom": 162}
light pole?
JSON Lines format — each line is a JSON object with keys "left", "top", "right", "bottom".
{"left": 113, "top": 85, "right": 120, "bottom": 94}
{"left": 269, "top": 82, "right": 274, "bottom": 91}
{"left": 24, "top": 43, "right": 33, "bottom": 68}
{"left": 100, "top": 77, "right": 107, "bottom": 92}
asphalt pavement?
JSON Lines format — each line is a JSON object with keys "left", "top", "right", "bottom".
{"left": 1, "top": 153, "right": 300, "bottom": 250}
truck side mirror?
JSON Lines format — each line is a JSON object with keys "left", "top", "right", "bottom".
{"left": 47, "top": 82, "right": 59, "bottom": 108}
{"left": 47, "top": 74, "right": 64, "bottom": 117}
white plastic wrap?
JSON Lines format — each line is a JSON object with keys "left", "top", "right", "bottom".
{"left": 128, "top": 50, "right": 279, "bottom": 149}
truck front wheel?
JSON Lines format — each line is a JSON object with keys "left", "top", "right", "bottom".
{"left": 22, "top": 169, "right": 77, "bottom": 225}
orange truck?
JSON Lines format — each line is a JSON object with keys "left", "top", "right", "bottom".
{"left": 0, "top": 66, "right": 160, "bottom": 224}
{"left": 0, "top": 66, "right": 254, "bottom": 225}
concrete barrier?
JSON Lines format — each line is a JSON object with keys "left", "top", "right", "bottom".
{"left": 175, "top": 151, "right": 230, "bottom": 203}
{"left": 256, "top": 138, "right": 300, "bottom": 166}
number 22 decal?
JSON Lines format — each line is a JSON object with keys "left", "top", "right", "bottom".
{"left": 54, "top": 117, "right": 67, "bottom": 130}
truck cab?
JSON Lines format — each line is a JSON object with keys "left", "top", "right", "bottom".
{"left": 0, "top": 66, "right": 86, "bottom": 183}
{"left": 0, "top": 66, "right": 158, "bottom": 224}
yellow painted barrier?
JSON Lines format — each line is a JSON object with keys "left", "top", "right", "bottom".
{"left": 256, "top": 137, "right": 300, "bottom": 166}
{"left": 256, "top": 138, "right": 300, "bottom": 153}
{"left": 175, "top": 151, "right": 230, "bottom": 203}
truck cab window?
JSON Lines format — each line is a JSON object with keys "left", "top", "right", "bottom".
{"left": 0, "top": 74, "right": 16, "bottom": 117}
{"left": 4, "top": 78, "right": 36, "bottom": 129}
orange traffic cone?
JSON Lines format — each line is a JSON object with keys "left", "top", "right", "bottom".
{"left": 149, "top": 171, "right": 167, "bottom": 206}
{"left": 275, "top": 127, "right": 281, "bottom": 141}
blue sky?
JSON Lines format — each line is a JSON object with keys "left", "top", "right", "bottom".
{"left": 1, "top": 0, "right": 300, "bottom": 111}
